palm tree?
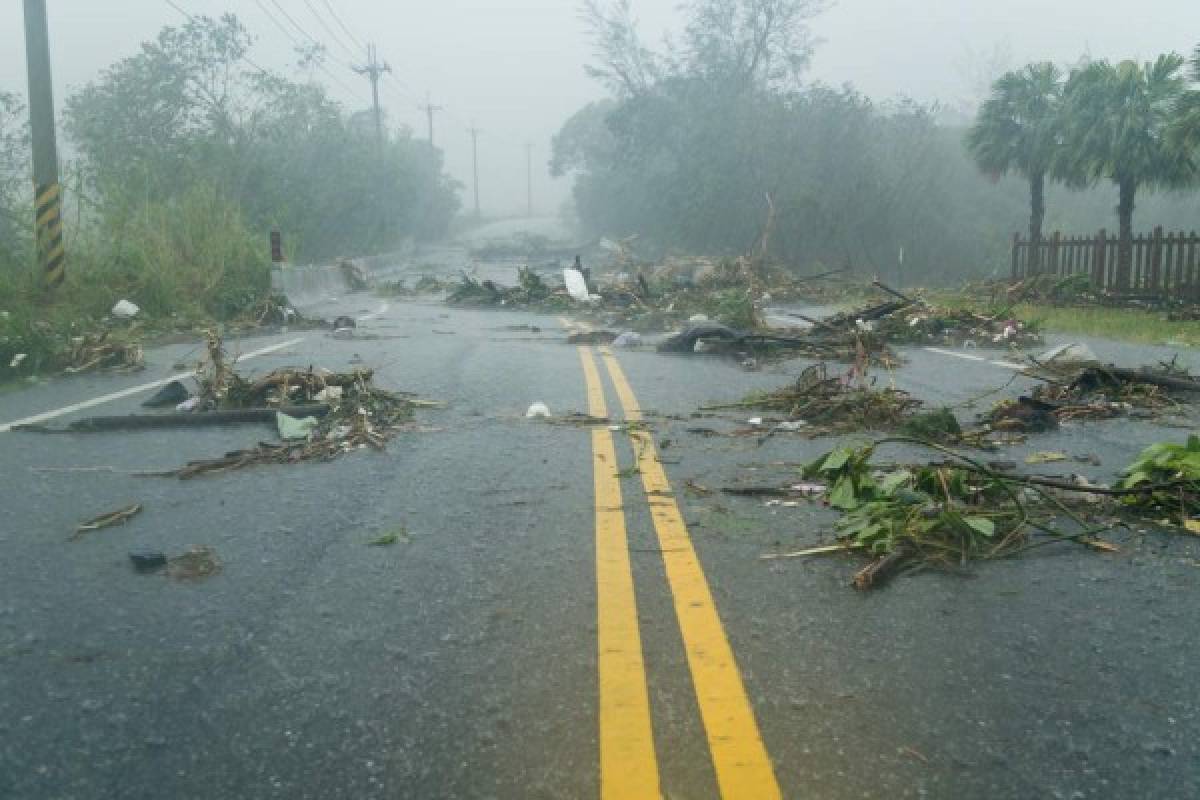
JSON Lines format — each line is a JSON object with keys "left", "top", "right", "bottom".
{"left": 1168, "top": 45, "right": 1200, "bottom": 153}
{"left": 1059, "top": 55, "right": 1197, "bottom": 286}
{"left": 967, "top": 63, "right": 1064, "bottom": 270}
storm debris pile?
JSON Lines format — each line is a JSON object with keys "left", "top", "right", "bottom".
{"left": 62, "top": 331, "right": 145, "bottom": 374}
{"left": 702, "top": 362, "right": 921, "bottom": 436}
{"left": 1116, "top": 436, "right": 1200, "bottom": 526}
{"left": 161, "top": 333, "right": 425, "bottom": 478}
{"left": 789, "top": 440, "right": 1124, "bottom": 589}
{"left": 987, "top": 362, "right": 1200, "bottom": 432}
{"left": 873, "top": 306, "right": 1039, "bottom": 347}
{"left": 448, "top": 267, "right": 572, "bottom": 310}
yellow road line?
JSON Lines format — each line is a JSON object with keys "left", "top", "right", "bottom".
{"left": 600, "top": 348, "right": 782, "bottom": 800}
{"left": 579, "top": 346, "right": 662, "bottom": 799}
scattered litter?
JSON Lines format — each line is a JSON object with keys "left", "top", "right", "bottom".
{"left": 748, "top": 417, "right": 764, "bottom": 427}
{"left": 142, "top": 380, "right": 190, "bottom": 408}
{"left": 276, "top": 411, "right": 319, "bottom": 440}
{"left": 175, "top": 397, "right": 201, "bottom": 412}
{"left": 612, "top": 331, "right": 643, "bottom": 348}
{"left": 74, "top": 504, "right": 142, "bottom": 539}
{"left": 703, "top": 362, "right": 921, "bottom": 436}
{"left": 314, "top": 386, "right": 344, "bottom": 402}
{"left": 1039, "top": 342, "right": 1098, "bottom": 365}
{"left": 988, "top": 361, "right": 1200, "bottom": 432}
{"left": 9, "top": 353, "right": 26, "bottom": 369}
{"left": 153, "top": 332, "right": 428, "bottom": 478}
{"left": 129, "top": 549, "right": 167, "bottom": 573}
{"left": 167, "top": 546, "right": 221, "bottom": 582}
{"left": 1025, "top": 451, "right": 1068, "bottom": 465}
{"left": 111, "top": 299, "right": 140, "bottom": 318}
{"left": 760, "top": 543, "right": 864, "bottom": 560}
{"left": 899, "top": 408, "right": 963, "bottom": 443}
{"left": 525, "top": 402, "right": 551, "bottom": 419}
{"left": 567, "top": 330, "right": 618, "bottom": 345}
{"left": 563, "top": 268, "right": 591, "bottom": 302}
{"left": 368, "top": 528, "right": 408, "bottom": 546}
{"left": 62, "top": 332, "right": 144, "bottom": 374}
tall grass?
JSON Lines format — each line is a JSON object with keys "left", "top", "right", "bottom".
{"left": 1, "top": 182, "right": 270, "bottom": 380}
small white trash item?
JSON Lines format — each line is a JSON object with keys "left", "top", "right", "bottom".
{"left": 612, "top": 332, "right": 642, "bottom": 348}
{"left": 525, "top": 402, "right": 551, "bottom": 419}
{"left": 112, "top": 299, "right": 140, "bottom": 318}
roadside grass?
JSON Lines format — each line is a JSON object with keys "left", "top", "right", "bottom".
{"left": 925, "top": 287, "right": 1200, "bottom": 347}
{"left": 1013, "top": 304, "right": 1200, "bottom": 347}
{"left": 2, "top": 184, "right": 271, "bottom": 383}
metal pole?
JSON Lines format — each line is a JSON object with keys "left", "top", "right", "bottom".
{"left": 469, "top": 126, "right": 481, "bottom": 218}
{"left": 23, "top": 0, "right": 64, "bottom": 287}
{"left": 354, "top": 43, "right": 390, "bottom": 149}
{"left": 525, "top": 143, "right": 533, "bottom": 218}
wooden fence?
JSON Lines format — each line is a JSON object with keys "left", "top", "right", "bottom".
{"left": 1011, "top": 228, "right": 1200, "bottom": 300}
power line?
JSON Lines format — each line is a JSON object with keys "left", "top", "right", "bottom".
{"left": 251, "top": 0, "right": 366, "bottom": 102}
{"left": 163, "top": 0, "right": 270, "bottom": 74}
{"left": 301, "top": 0, "right": 359, "bottom": 62}
{"left": 266, "top": 0, "right": 331, "bottom": 59}
{"left": 320, "top": 0, "right": 365, "bottom": 52}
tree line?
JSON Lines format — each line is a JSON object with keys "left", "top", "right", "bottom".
{"left": 968, "top": 52, "right": 1200, "bottom": 276}
{"left": 553, "top": 0, "right": 1200, "bottom": 284}
{"left": 0, "top": 14, "right": 459, "bottom": 319}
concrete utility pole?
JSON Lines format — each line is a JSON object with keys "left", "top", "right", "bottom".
{"left": 353, "top": 43, "right": 391, "bottom": 147}
{"left": 417, "top": 92, "right": 443, "bottom": 146}
{"left": 468, "top": 125, "right": 482, "bottom": 218}
{"left": 525, "top": 142, "right": 534, "bottom": 218}
{"left": 22, "top": 0, "right": 64, "bottom": 287}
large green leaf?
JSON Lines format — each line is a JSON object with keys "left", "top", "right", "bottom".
{"left": 964, "top": 516, "right": 996, "bottom": 538}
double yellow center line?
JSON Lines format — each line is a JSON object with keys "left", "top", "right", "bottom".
{"left": 579, "top": 345, "right": 781, "bottom": 800}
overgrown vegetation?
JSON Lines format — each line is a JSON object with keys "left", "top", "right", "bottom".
{"left": 1, "top": 13, "right": 459, "bottom": 382}
{"left": 556, "top": 3, "right": 1200, "bottom": 283}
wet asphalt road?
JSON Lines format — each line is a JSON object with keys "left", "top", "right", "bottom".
{"left": 2, "top": 288, "right": 1200, "bottom": 800}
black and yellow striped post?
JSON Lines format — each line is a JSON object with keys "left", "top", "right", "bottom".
{"left": 35, "top": 181, "right": 65, "bottom": 287}
{"left": 24, "top": 0, "right": 65, "bottom": 288}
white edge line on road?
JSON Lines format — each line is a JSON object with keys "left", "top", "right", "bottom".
{"left": 0, "top": 337, "right": 305, "bottom": 434}
{"left": 357, "top": 302, "right": 390, "bottom": 322}
{"left": 921, "top": 345, "right": 1027, "bottom": 374}
{"left": 924, "top": 346, "right": 986, "bottom": 362}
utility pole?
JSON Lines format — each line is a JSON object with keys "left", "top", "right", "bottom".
{"left": 353, "top": 43, "right": 391, "bottom": 147}
{"left": 468, "top": 125, "right": 482, "bottom": 218}
{"left": 417, "top": 92, "right": 443, "bottom": 146}
{"left": 22, "top": 0, "right": 64, "bottom": 287}
{"left": 525, "top": 142, "right": 534, "bottom": 218}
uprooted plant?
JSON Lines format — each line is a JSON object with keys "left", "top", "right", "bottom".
{"left": 162, "top": 332, "right": 430, "bottom": 478}
{"left": 796, "top": 438, "right": 1128, "bottom": 589}
{"left": 702, "top": 360, "right": 920, "bottom": 436}
{"left": 1116, "top": 435, "right": 1200, "bottom": 527}
{"left": 987, "top": 361, "right": 1200, "bottom": 432}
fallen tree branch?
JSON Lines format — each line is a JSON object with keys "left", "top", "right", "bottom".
{"left": 18, "top": 406, "right": 332, "bottom": 433}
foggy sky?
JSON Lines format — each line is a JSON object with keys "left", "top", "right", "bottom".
{"left": 2, "top": 1, "right": 1197, "bottom": 218}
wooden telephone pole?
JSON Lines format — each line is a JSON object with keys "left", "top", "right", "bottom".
{"left": 22, "top": 0, "right": 64, "bottom": 287}
{"left": 353, "top": 43, "right": 391, "bottom": 146}
{"left": 468, "top": 125, "right": 482, "bottom": 218}
{"left": 417, "top": 92, "right": 443, "bottom": 146}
